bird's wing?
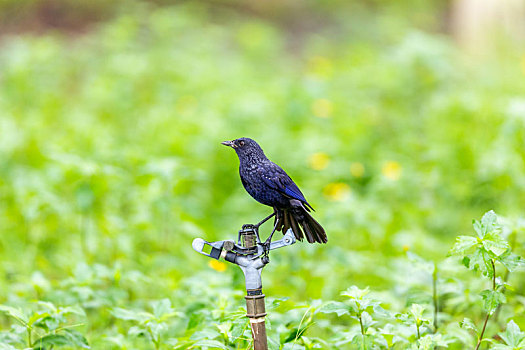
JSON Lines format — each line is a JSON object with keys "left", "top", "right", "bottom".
{"left": 259, "top": 164, "right": 315, "bottom": 211}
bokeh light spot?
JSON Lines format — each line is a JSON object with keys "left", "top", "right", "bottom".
{"left": 309, "top": 152, "right": 330, "bottom": 170}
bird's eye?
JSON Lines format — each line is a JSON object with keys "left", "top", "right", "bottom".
{"left": 239, "top": 140, "right": 245, "bottom": 147}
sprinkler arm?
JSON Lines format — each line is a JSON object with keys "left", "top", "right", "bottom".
{"left": 192, "top": 229, "right": 296, "bottom": 260}
{"left": 192, "top": 229, "right": 296, "bottom": 291}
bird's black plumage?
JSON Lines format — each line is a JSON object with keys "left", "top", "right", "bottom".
{"left": 222, "top": 137, "right": 327, "bottom": 244}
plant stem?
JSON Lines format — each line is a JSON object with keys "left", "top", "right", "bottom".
{"left": 417, "top": 324, "right": 421, "bottom": 340}
{"left": 359, "top": 314, "right": 365, "bottom": 335}
{"left": 359, "top": 315, "right": 366, "bottom": 350}
{"left": 432, "top": 262, "right": 438, "bottom": 331}
{"left": 474, "top": 259, "right": 496, "bottom": 350}
{"left": 148, "top": 327, "right": 160, "bottom": 350}
{"left": 493, "top": 231, "right": 516, "bottom": 324}
{"left": 27, "top": 327, "right": 32, "bottom": 348}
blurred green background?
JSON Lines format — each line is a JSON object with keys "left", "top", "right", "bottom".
{"left": 0, "top": 0, "right": 524, "bottom": 348}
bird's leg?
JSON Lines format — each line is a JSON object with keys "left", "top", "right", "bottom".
{"left": 263, "top": 210, "right": 280, "bottom": 248}
{"left": 254, "top": 211, "right": 276, "bottom": 229}
{"left": 241, "top": 211, "right": 276, "bottom": 245}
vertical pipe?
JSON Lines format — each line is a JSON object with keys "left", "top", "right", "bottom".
{"left": 242, "top": 228, "right": 268, "bottom": 350}
{"left": 246, "top": 292, "right": 268, "bottom": 350}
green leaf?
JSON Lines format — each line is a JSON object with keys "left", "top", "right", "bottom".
{"left": 341, "top": 286, "right": 370, "bottom": 300}
{"left": 472, "top": 211, "right": 500, "bottom": 239}
{"left": 468, "top": 248, "right": 494, "bottom": 277}
{"left": 481, "top": 210, "right": 498, "bottom": 230}
{"left": 33, "top": 334, "right": 70, "bottom": 348}
{"left": 499, "top": 252, "right": 525, "bottom": 272}
{"left": 318, "top": 301, "right": 350, "bottom": 317}
{"left": 480, "top": 290, "right": 506, "bottom": 315}
{"left": 191, "top": 339, "right": 229, "bottom": 349}
{"left": 449, "top": 236, "right": 478, "bottom": 256}
{"left": 351, "top": 333, "right": 374, "bottom": 349}
{"left": 482, "top": 232, "right": 509, "bottom": 257}
{"left": 360, "top": 311, "right": 375, "bottom": 331}
{"left": 151, "top": 298, "right": 176, "bottom": 319}
{"left": 460, "top": 318, "right": 478, "bottom": 335}
{"left": 499, "top": 320, "right": 525, "bottom": 347}
{"left": 0, "top": 344, "right": 17, "bottom": 350}
{"left": 111, "top": 308, "right": 151, "bottom": 322}
{"left": 33, "top": 329, "right": 89, "bottom": 349}
{"left": 409, "top": 304, "right": 424, "bottom": 322}
{"left": 0, "top": 305, "right": 29, "bottom": 326}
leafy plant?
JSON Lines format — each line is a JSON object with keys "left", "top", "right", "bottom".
{"left": 111, "top": 299, "right": 180, "bottom": 350}
{"left": 0, "top": 302, "right": 88, "bottom": 349}
{"left": 450, "top": 211, "right": 524, "bottom": 349}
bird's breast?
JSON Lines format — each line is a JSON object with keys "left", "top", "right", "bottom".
{"left": 239, "top": 164, "right": 289, "bottom": 208}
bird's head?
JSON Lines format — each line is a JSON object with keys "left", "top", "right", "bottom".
{"left": 221, "top": 137, "right": 266, "bottom": 161}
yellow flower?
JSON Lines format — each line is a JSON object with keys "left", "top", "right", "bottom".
{"left": 323, "top": 182, "right": 351, "bottom": 201}
{"left": 403, "top": 245, "right": 410, "bottom": 252}
{"left": 307, "top": 56, "right": 333, "bottom": 79}
{"left": 309, "top": 152, "right": 330, "bottom": 170}
{"left": 208, "top": 260, "right": 227, "bottom": 272}
{"left": 350, "top": 162, "right": 365, "bottom": 178}
{"left": 382, "top": 161, "right": 402, "bottom": 181}
{"left": 311, "top": 98, "right": 333, "bottom": 118}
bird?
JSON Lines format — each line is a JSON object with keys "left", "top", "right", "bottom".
{"left": 222, "top": 137, "right": 327, "bottom": 244}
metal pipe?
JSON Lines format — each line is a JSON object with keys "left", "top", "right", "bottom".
{"left": 241, "top": 228, "right": 268, "bottom": 350}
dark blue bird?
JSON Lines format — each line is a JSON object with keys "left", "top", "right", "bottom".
{"left": 222, "top": 137, "right": 327, "bottom": 244}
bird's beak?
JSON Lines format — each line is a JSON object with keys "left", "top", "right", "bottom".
{"left": 221, "top": 140, "right": 235, "bottom": 148}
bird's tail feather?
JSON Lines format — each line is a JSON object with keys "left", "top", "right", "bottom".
{"left": 276, "top": 201, "right": 327, "bottom": 244}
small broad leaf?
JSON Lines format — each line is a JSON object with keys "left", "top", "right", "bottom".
{"left": 128, "top": 326, "right": 147, "bottom": 337}
{"left": 482, "top": 232, "right": 509, "bottom": 257}
{"left": 318, "top": 302, "right": 350, "bottom": 317}
{"left": 190, "top": 328, "right": 222, "bottom": 341}
{"left": 360, "top": 311, "right": 375, "bottom": 331}
{"left": 60, "top": 305, "right": 87, "bottom": 317}
{"left": 416, "top": 335, "right": 436, "bottom": 350}
{"left": 111, "top": 308, "right": 151, "bottom": 322}
{"left": 192, "top": 339, "right": 229, "bottom": 349}
{"left": 460, "top": 318, "right": 478, "bottom": 334}
{"left": 449, "top": 236, "right": 478, "bottom": 256}
{"left": 148, "top": 321, "right": 167, "bottom": 339}
{"left": 480, "top": 290, "right": 506, "bottom": 315}
{"left": 151, "top": 299, "right": 175, "bottom": 319}
{"left": 481, "top": 210, "right": 498, "bottom": 231}
{"left": 341, "top": 286, "right": 369, "bottom": 300}
{"left": 62, "top": 329, "right": 89, "bottom": 349}
{"left": 0, "top": 305, "right": 29, "bottom": 325}
{"left": 33, "top": 329, "right": 89, "bottom": 349}
{"left": 409, "top": 304, "right": 424, "bottom": 322}
{"left": 406, "top": 252, "right": 434, "bottom": 273}
{"left": 468, "top": 248, "right": 494, "bottom": 277}
{"left": 0, "top": 344, "right": 17, "bottom": 350}
{"left": 33, "top": 334, "right": 70, "bottom": 349}
{"left": 499, "top": 320, "right": 525, "bottom": 347}
{"left": 499, "top": 252, "right": 525, "bottom": 272}
{"left": 351, "top": 333, "right": 374, "bottom": 349}
{"left": 473, "top": 220, "right": 483, "bottom": 238}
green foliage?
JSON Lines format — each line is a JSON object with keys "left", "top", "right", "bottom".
{"left": 490, "top": 320, "right": 525, "bottom": 350}
{"left": 111, "top": 299, "right": 180, "bottom": 349}
{"left": 0, "top": 301, "right": 88, "bottom": 349}
{"left": 0, "top": 2, "right": 524, "bottom": 349}
{"left": 450, "top": 211, "right": 525, "bottom": 349}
